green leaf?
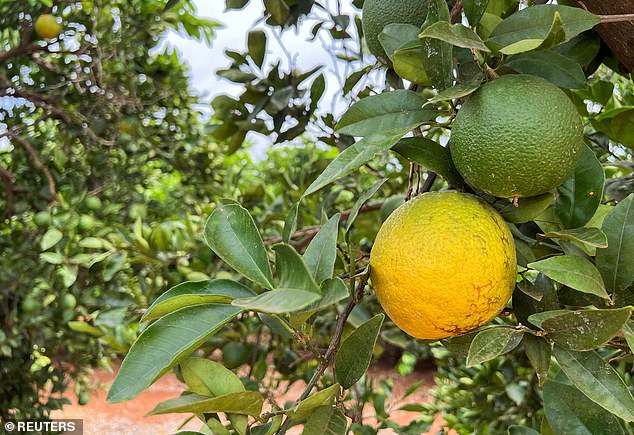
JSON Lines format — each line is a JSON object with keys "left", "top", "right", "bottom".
{"left": 58, "top": 264, "right": 78, "bottom": 288}
{"left": 346, "top": 179, "right": 386, "bottom": 231}
{"left": 425, "top": 76, "right": 484, "bottom": 105}
{"left": 624, "top": 321, "right": 634, "bottom": 353}
{"left": 107, "top": 304, "right": 242, "bottom": 403}
{"left": 378, "top": 24, "right": 420, "bottom": 61}
{"left": 591, "top": 107, "right": 634, "bottom": 149}
{"left": 181, "top": 358, "right": 247, "bottom": 435}
{"left": 146, "top": 391, "right": 263, "bottom": 416}
{"left": 537, "top": 11, "right": 567, "bottom": 50}
{"left": 335, "top": 90, "right": 434, "bottom": 137}
{"left": 392, "top": 41, "right": 432, "bottom": 85}
{"left": 499, "top": 193, "right": 555, "bottom": 224}
{"left": 263, "top": 0, "right": 289, "bottom": 26}
{"left": 540, "top": 308, "right": 632, "bottom": 351}
{"left": 282, "top": 202, "right": 300, "bottom": 244}
{"left": 556, "top": 145, "right": 604, "bottom": 228}
{"left": 463, "top": 0, "right": 489, "bottom": 27}
{"left": 302, "top": 406, "right": 347, "bottom": 435}
{"left": 335, "top": 314, "right": 384, "bottom": 388}
{"left": 40, "top": 252, "right": 64, "bottom": 265}
{"left": 466, "top": 326, "right": 524, "bottom": 367}
{"left": 142, "top": 280, "right": 255, "bottom": 322}
{"left": 289, "top": 384, "right": 340, "bottom": 419}
{"left": 41, "top": 228, "right": 63, "bottom": 251}
{"left": 274, "top": 244, "right": 321, "bottom": 294}
{"left": 528, "top": 255, "right": 608, "bottom": 299}
{"left": 291, "top": 277, "right": 350, "bottom": 327}
{"left": 421, "top": 0, "right": 453, "bottom": 90}
{"left": 543, "top": 380, "right": 626, "bottom": 435}
{"left": 596, "top": 194, "right": 634, "bottom": 296}
{"left": 204, "top": 203, "right": 274, "bottom": 289}
{"left": 552, "top": 346, "right": 634, "bottom": 422}
{"left": 232, "top": 289, "right": 321, "bottom": 314}
{"left": 522, "top": 334, "right": 551, "bottom": 385}
{"left": 303, "top": 132, "right": 404, "bottom": 197}
{"left": 487, "top": 5, "right": 600, "bottom": 51}
{"left": 247, "top": 30, "right": 266, "bottom": 68}
{"left": 303, "top": 214, "right": 340, "bottom": 283}
{"left": 540, "top": 228, "right": 607, "bottom": 249}
{"left": 498, "top": 39, "right": 543, "bottom": 55}
{"left": 505, "top": 50, "right": 586, "bottom": 89}
{"left": 391, "top": 137, "right": 465, "bottom": 189}
{"left": 67, "top": 321, "right": 104, "bottom": 337}
{"left": 419, "top": 21, "right": 490, "bottom": 52}
{"left": 527, "top": 309, "right": 571, "bottom": 329}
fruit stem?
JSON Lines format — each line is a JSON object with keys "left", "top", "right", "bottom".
{"left": 512, "top": 196, "right": 519, "bottom": 207}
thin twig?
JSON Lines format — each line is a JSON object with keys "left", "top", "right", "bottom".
{"left": 450, "top": 0, "right": 463, "bottom": 25}
{"left": 598, "top": 14, "right": 634, "bottom": 23}
{"left": 8, "top": 133, "right": 57, "bottom": 199}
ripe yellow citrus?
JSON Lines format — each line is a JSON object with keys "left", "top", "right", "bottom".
{"left": 34, "top": 14, "right": 62, "bottom": 40}
{"left": 450, "top": 74, "right": 584, "bottom": 198}
{"left": 369, "top": 191, "right": 517, "bottom": 340}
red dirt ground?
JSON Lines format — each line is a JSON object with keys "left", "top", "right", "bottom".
{"left": 52, "top": 362, "right": 449, "bottom": 434}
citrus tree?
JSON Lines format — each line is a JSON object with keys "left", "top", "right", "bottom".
{"left": 105, "top": 1, "right": 634, "bottom": 433}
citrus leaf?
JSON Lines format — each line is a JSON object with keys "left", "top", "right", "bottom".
{"left": 204, "top": 203, "right": 274, "bottom": 289}
{"left": 528, "top": 255, "right": 608, "bottom": 299}
{"left": 282, "top": 202, "right": 300, "bottom": 244}
{"left": 596, "top": 194, "right": 634, "bottom": 297}
{"left": 335, "top": 90, "right": 434, "bottom": 137}
{"left": 540, "top": 228, "right": 608, "bottom": 249}
{"left": 556, "top": 145, "right": 604, "bottom": 228}
{"left": 419, "top": 21, "right": 490, "bottom": 52}
{"left": 288, "top": 384, "right": 340, "bottom": 420}
{"left": 291, "top": 277, "right": 350, "bottom": 327}
{"left": 591, "top": 107, "right": 634, "bottom": 149}
{"left": 522, "top": 334, "right": 551, "bottom": 385}
{"left": 146, "top": 391, "right": 263, "bottom": 416}
{"left": 247, "top": 30, "right": 266, "bottom": 68}
{"left": 527, "top": 309, "right": 572, "bottom": 329}
{"left": 467, "top": 326, "right": 524, "bottom": 367}
{"left": 487, "top": 5, "right": 600, "bottom": 51}
{"left": 303, "top": 132, "right": 404, "bottom": 197}
{"left": 335, "top": 314, "right": 384, "bottom": 388}
{"left": 232, "top": 289, "right": 321, "bottom": 313}
{"left": 67, "top": 321, "right": 104, "bottom": 337}
{"left": 142, "top": 280, "right": 255, "bottom": 322}
{"left": 425, "top": 75, "right": 484, "bottom": 105}
{"left": 346, "top": 179, "right": 386, "bottom": 231}
{"left": 421, "top": 0, "right": 453, "bottom": 90}
{"left": 40, "top": 228, "right": 63, "bottom": 251}
{"left": 508, "top": 426, "right": 540, "bottom": 435}
{"left": 552, "top": 346, "right": 634, "bottom": 422}
{"left": 623, "top": 321, "right": 634, "bottom": 353}
{"left": 302, "top": 406, "right": 347, "bottom": 435}
{"left": 107, "top": 304, "right": 242, "bottom": 403}
{"left": 540, "top": 307, "right": 632, "bottom": 351}
{"left": 181, "top": 358, "right": 247, "bottom": 435}
{"left": 39, "top": 251, "right": 64, "bottom": 264}
{"left": 537, "top": 11, "right": 567, "bottom": 50}
{"left": 505, "top": 49, "right": 586, "bottom": 89}
{"left": 392, "top": 41, "right": 432, "bottom": 85}
{"left": 274, "top": 244, "right": 321, "bottom": 294}
{"left": 543, "top": 380, "right": 626, "bottom": 435}
{"left": 462, "top": 0, "right": 489, "bottom": 27}
{"left": 378, "top": 23, "right": 420, "bottom": 61}
{"left": 499, "top": 193, "right": 555, "bottom": 224}
{"left": 391, "top": 137, "right": 465, "bottom": 188}
{"left": 303, "top": 214, "right": 340, "bottom": 283}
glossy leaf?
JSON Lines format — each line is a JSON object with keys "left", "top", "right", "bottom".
{"left": 543, "top": 380, "right": 625, "bottom": 435}
{"left": 107, "top": 304, "right": 242, "bottom": 403}
{"left": 302, "top": 406, "right": 347, "bottom": 435}
{"left": 303, "top": 133, "right": 404, "bottom": 197}
{"left": 487, "top": 5, "right": 600, "bottom": 51}
{"left": 391, "top": 137, "right": 465, "bottom": 188}
{"left": 282, "top": 202, "right": 300, "bottom": 244}
{"left": 541, "top": 228, "right": 608, "bottom": 249}
{"left": 505, "top": 50, "right": 586, "bottom": 89}
{"left": 591, "top": 107, "right": 634, "bottom": 149}
{"left": 274, "top": 244, "right": 321, "bottom": 294}
{"left": 247, "top": 30, "right": 266, "bottom": 68}
{"left": 553, "top": 346, "right": 634, "bottom": 421}
{"left": 335, "top": 314, "right": 384, "bottom": 388}
{"left": 289, "top": 383, "right": 340, "bottom": 419}
{"left": 499, "top": 193, "right": 555, "bottom": 224}
{"left": 378, "top": 24, "right": 420, "bottom": 61}
{"left": 204, "top": 203, "right": 274, "bottom": 289}
{"left": 346, "top": 180, "right": 386, "bottom": 231}
{"left": 142, "top": 280, "right": 255, "bottom": 322}
{"left": 528, "top": 255, "right": 608, "bottom": 299}
{"left": 540, "top": 308, "right": 631, "bottom": 350}
{"left": 426, "top": 76, "right": 483, "bottom": 105}
{"left": 335, "top": 90, "right": 434, "bottom": 137}
{"left": 463, "top": 0, "right": 489, "bottom": 27}
{"left": 146, "top": 391, "right": 263, "bottom": 416}
{"left": 420, "top": 21, "right": 490, "bottom": 52}
{"left": 303, "top": 214, "right": 340, "bottom": 283}
{"left": 522, "top": 334, "right": 551, "bottom": 385}
{"left": 467, "top": 327, "right": 524, "bottom": 367}
{"left": 232, "top": 289, "right": 321, "bottom": 314}
{"left": 40, "top": 228, "right": 63, "bottom": 251}
{"left": 392, "top": 41, "right": 432, "bottom": 85}
{"left": 596, "top": 194, "right": 634, "bottom": 297}
{"left": 421, "top": 0, "right": 453, "bottom": 90}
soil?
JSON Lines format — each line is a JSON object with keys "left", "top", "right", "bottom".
{"left": 52, "top": 361, "right": 450, "bottom": 434}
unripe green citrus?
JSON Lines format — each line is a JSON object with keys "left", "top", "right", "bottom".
{"left": 222, "top": 342, "right": 250, "bottom": 369}
{"left": 34, "top": 211, "right": 52, "bottom": 227}
{"left": 362, "top": 0, "right": 429, "bottom": 61}
{"left": 450, "top": 74, "right": 584, "bottom": 198}
{"left": 85, "top": 196, "right": 102, "bottom": 211}
{"left": 34, "top": 14, "right": 62, "bottom": 39}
